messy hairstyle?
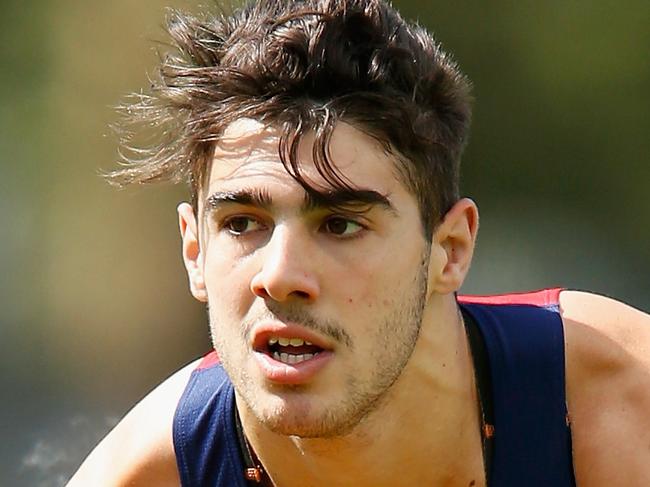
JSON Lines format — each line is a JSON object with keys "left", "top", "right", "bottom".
{"left": 109, "top": 0, "right": 472, "bottom": 237}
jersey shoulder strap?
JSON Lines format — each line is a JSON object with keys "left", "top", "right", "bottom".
{"left": 458, "top": 289, "right": 577, "bottom": 486}
{"left": 173, "top": 351, "right": 247, "bottom": 487}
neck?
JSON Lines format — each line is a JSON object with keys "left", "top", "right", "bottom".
{"left": 238, "top": 295, "right": 486, "bottom": 487}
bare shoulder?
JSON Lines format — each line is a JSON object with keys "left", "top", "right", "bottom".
{"left": 66, "top": 358, "right": 201, "bottom": 487}
{"left": 561, "top": 290, "right": 650, "bottom": 379}
{"left": 560, "top": 290, "right": 650, "bottom": 485}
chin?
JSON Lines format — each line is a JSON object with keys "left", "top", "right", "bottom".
{"left": 260, "top": 412, "right": 358, "bottom": 439}
{"left": 251, "top": 391, "right": 368, "bottom": 439}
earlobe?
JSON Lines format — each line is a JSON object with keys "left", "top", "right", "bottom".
{"left": 428, "top": 198, "right": 479, "bottom": 295}
{"left": 178, "top": 202, "right": 208, "bottom": 302}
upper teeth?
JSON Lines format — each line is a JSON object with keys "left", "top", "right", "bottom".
{"left": 268, "top": 337, "right": 313, "bottom": 347}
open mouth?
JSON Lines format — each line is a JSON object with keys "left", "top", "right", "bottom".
{"left": 257, "top": 336, "right": 326, "bottom": 365}
{"left": 251, "top": 325, "right": 335, "bottom": 383}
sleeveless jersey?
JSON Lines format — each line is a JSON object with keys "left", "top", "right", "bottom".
{"left": 173, "top": 288, "right": 577, "bottom": 486}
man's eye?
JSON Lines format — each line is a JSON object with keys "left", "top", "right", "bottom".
{"left": 322, "top": 217, "right": 364, "bottom": 236}
{"left": 223, "top": 216, "right": 264, "bottom": 235}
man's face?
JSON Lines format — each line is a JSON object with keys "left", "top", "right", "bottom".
{"left": 191, "top": 119, "right": 433, "bottom": 438}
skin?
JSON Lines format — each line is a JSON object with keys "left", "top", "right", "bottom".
{"left": 184, "top": 119, "right": 484, "bottom": 486}
{"left": 194, "top": 120, "right": 454, "bottom": 441}
{"left": 66, "top": 121, "right": 650, "bottom": 487}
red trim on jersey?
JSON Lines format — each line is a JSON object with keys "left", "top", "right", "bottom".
{"left": 197, "top": 350, "right": 221, "bottom": 370}
{"left": 458, "top": 288, "right": 563, "bottom": 307}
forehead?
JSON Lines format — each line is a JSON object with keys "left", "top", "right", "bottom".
{"left": 203, "top": 118, "right": 404, "bottom": 202}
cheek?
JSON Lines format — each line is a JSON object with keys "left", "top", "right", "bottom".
{"left": 203, "top": 247, "right": 255, "bottom": 319}
{"left": 336, "top": 241, "right": 424, "bottom": 303}
{"left": 329, "top": 257, "right": 406, "bottom": 321}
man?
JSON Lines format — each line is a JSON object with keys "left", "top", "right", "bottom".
{"left": 67, "top": 0, "right": 650, "bottom": 485}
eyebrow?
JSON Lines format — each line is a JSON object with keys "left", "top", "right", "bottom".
{"left": 205, "top": 187, "right": 395, "bottom": 215}
{"left": 302, "top": 188, "right": 395, "bottom": 214}
{"left": 205, "top": 188, "right": 273, "bottom": 211}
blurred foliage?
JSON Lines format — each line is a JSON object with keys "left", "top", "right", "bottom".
{"left": 0, "top": 0, "right": 648, "bottom": 484}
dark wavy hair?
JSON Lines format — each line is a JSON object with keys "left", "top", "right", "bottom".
{"left": 109, "top": 0, "right": 472, "bottom": 237}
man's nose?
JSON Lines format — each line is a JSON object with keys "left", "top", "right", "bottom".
{"left": 250, "top": 225, "right": 320, "bottom": 302}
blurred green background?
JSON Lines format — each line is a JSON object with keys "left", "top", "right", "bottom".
{"left": 1, "top": 0, "right": 648, "bottom": 484}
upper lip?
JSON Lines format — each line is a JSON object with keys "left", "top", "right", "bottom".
{"left": 251, "top": 321, "right": 334, "bottom": 352}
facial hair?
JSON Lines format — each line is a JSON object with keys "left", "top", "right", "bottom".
{"left": 210, "top": 247, "right": 431, "bottom": 438}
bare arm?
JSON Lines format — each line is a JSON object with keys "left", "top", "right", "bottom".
{"left": 66, "top": 359, "right": 200, "bottom": 487}
{"left": 561, "top": 291, "right": 650, "bottom": 486}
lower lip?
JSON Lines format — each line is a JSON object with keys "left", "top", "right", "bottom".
{"left": 253, "top": 350, "right": 333, "bottom": 385}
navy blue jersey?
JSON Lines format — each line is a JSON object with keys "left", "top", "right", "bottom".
{"left": 174, "top": 289, "right": 576, "bottom": 486}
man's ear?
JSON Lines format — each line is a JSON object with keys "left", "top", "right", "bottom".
{"left": 428, "top": 198, "right": 479, "bottom": 295}
{"left": 178, "top": 202, "right": 208, "bottom": 302}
